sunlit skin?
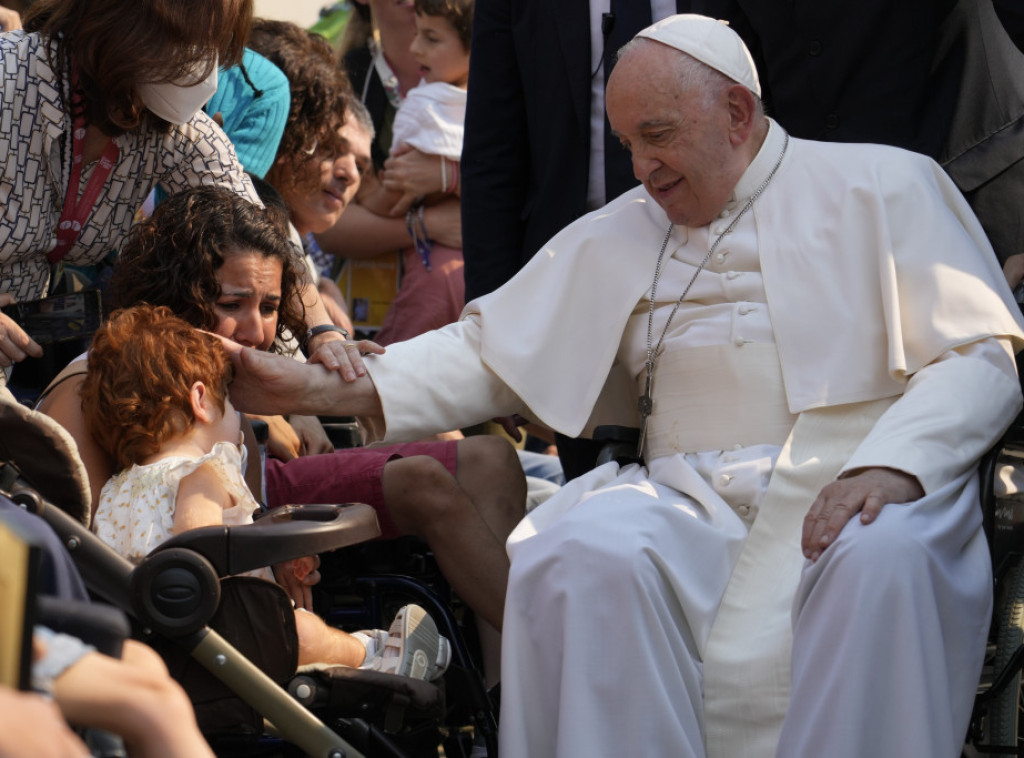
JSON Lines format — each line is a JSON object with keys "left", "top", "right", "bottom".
{"left": 212, "top": 251, "right": 284, "bottom": 351}
{"left": 281, "top": 121, "right": 369, "bottom": 237}
{"left": 353, "top": 0, "right": 419, "bottom": 93}
{"left": 409, "top": 12, "right": 470, "bottom": 87}
{"left": 606, "top": 41, "right": 764, "bottom": 228}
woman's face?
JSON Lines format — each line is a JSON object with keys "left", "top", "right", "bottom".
{"left": 212, "top": 250, "right": 284, "bottom": 351}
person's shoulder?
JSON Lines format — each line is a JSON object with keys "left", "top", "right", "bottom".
{"left": 2, "top": 31, "right": 52, "bottom": 77}
{"left": 1, "top": 29, "right": 36, "bottom": 54}
{"left": 162, "top": 111, "right": 243, "bottom": 160}
{"left": 791, "top": 137, "right": 942, "bottom": 188}
{"left": 238, "top": 48, "right": 290, "bottom": 94}
{"left": 795, "top": 136, "right": 935, "bottom": 170}
{"left": 547, "top": 184, "right": 667, "bottom": 254}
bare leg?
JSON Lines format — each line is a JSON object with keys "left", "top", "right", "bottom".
{"left": 293, "top": 608, "right": 367, "bottom": 667}
{"left": 383, "top": 441, "right": 524, "bottom": 630}
{"left": 53, "top": 640, "right": 214, "bottom": 758}
{"left": 454, "top": 435, "right": 527, "bottom": 544}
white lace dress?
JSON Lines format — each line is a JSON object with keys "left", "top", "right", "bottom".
{"left": 93, "top": 440, "right": 271, "bottom": 580}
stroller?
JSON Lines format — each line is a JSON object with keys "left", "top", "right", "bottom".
{"left": 0, "top": 389, "right": 480, "bottom": 757}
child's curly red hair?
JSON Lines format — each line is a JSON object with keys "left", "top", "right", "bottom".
{"left": 80, "top": 305, "right": 233, "bottom": 471}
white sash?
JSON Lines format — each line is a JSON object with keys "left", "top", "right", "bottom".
{"left": 644, "top": 343, "right": 796, "bottom": 457}
{"left": 702, "top": 396, "right": 896, "bottom": 757}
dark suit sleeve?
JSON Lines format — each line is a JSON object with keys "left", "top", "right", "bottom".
{"left": 461, "top": 0, "right": 531, "bottom": 301}
{"left": 995, "top": 0, "right": 1024, "bottom": 52}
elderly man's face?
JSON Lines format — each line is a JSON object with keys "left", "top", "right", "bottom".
{"left": 607, "top": 43, "right": 746, "bottom": 228}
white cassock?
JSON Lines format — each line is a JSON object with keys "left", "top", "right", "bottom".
{"left": 360, "top": 121, "right": 1024, "bottom": 757}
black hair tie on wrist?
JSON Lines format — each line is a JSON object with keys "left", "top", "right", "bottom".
{"left": 306, "top": 324, "right": 350, "bottom": 341}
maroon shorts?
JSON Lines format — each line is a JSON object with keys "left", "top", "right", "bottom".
{"left": 263, "top": 441, "right": 459, "bottom": 539}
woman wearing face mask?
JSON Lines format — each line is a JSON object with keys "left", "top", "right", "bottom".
{"left": 0, "top": 0, "right": 259, "bottom": 382}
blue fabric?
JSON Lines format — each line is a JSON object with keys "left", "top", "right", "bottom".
{"left": 206, "top": 48, "right": 290, "bottom": 179}
{"left": 0, "top": 498, "right": 88, "bottom": 601}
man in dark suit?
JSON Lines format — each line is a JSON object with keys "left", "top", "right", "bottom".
{"left": 462, "top": 0, "right": 1024, "bottom": 297}
{"left": 462, "top": 1, "right": 686, "bottom": 304}
{"left": 461, "top": 0, "right": 1024, "bottom": 480}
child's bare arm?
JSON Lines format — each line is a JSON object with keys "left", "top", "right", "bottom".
{"left": 173, "top": 464, "right": 233, "bottom": 533}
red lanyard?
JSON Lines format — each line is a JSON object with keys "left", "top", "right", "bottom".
{"left": 48, "top": 112, "right": 120, "bottom": 264}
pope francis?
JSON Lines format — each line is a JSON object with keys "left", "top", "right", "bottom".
{"left": 221, "top": 14, "right": 1024, "bottom": 758}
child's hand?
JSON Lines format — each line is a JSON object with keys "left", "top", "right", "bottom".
{"left": 273, "top": 556, "right": 322, "bottom": 611}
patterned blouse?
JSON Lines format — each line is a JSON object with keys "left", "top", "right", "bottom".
{"left": 0, "top": 31, "right": 260, "bottom": 302}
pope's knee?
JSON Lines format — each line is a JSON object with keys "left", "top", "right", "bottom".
{"left": 516, "top": 511, "right": 663, "bottom": 599}
{"left": 824, "top": 508, "right": 930, "bottom": 583}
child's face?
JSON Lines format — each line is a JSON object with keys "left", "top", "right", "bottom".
{"left": 410, "top": 12, "right": 469, "bottom": 87}
{"left": 209, "top": 395, "right": 242, "bottom": 446}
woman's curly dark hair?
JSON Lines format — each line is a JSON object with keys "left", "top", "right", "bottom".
{"left": 25, "top": 0, "right": 252, "bottom": 135}
{"left": 249, "top": 19, "right": 353, "bottom": 198}
{"left": 107, "top": 186, "right": 307, "bottom": 352}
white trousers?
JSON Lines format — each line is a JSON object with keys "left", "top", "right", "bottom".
{"left": 500, "top": 459, "right": 991, "bottom": 758}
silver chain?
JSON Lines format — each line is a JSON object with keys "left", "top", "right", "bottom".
{"left": 637, "top": 131, "right": 790, "bottom": 459}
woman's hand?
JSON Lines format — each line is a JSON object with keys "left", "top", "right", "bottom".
{"left": 288, "top": 414, "right": 335, "bottom": 456}
{"left": 0, "top": 294, "right": 43, "bottom": 368}
{"left": 382, "top": 146, "right": 451, "bottom": 216}
{"left": 272, "top": 555, "right": 322, "bottom": 611}
{"left": 251, "top": 413, "right": 303, "bottom": 461}
{"left": 308, "top": 335, "right": 386, "bottom": 382}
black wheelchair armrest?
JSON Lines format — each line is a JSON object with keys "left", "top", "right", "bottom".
{"left": 319, "top": 416, "right": 362, "bottom": 449}
{"left": 36, "top": 595, "right": 130, "bottom": 658}
{"left": 592, "top": 425, "right": 642, "bottom": 468}
{"left": 151, "top": 503, "right": 381, "bottom": 577}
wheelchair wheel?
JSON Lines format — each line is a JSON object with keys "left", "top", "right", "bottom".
{"left": 989, "top": 556, "right": 1024, "bottom": 747}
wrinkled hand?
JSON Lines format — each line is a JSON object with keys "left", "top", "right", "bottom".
{"left": 802, "top": 467, "right": 924, "bottom": 562}
{"left": 423, "top": 198, "right": 462, "bottom": 249}
{"left": 288, "top": 414, "right": 335, "bottom": 456}
{"left": 0, "top": 294, "right": 43, "bottom": 368}
{"left": 272, "top": 555, "right": 322, "bottom": 611}
{"left": 254, "top": 413, "right": 302, "bottom": 461}
{"left": 382, "top": 146, "right": 447, "bottom": 215}
{"left": 216, "top": 336, "right": 382, "bottom": 418}
{"left": 308, "top": 336, "right": 386, "bottom": 382}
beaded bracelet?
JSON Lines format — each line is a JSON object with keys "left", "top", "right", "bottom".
{"left": 405, "top": 204, "right": 434, "bottom": 270}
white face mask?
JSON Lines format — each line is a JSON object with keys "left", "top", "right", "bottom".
{"left": 138, "top": 56, "right": 219, "bottom": 125}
